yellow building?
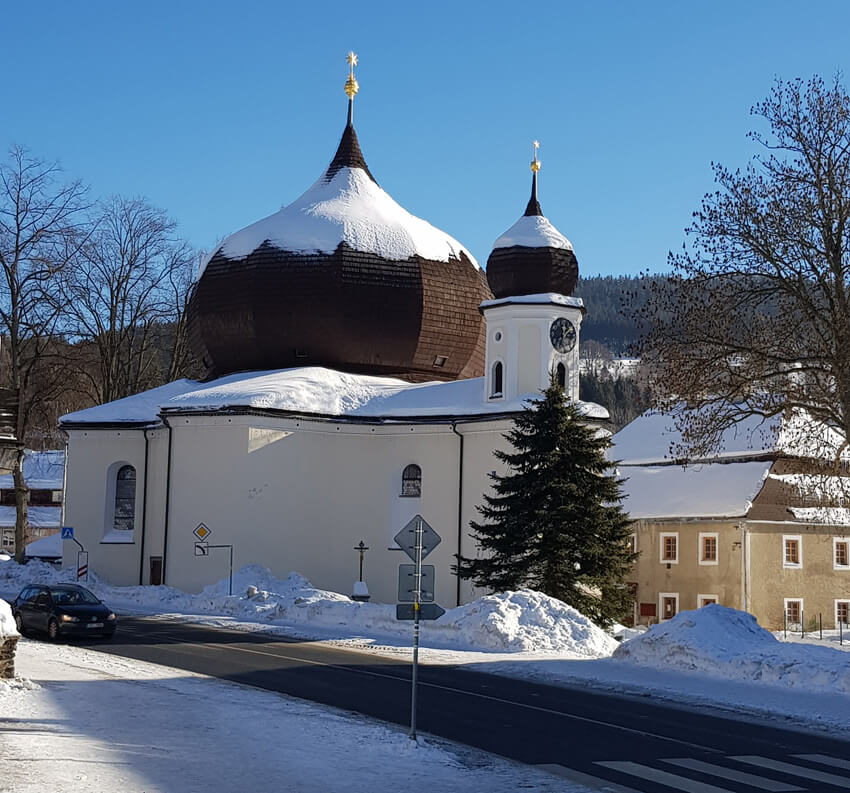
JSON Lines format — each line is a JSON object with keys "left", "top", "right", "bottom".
{"left": 614, "top": 412, "right": 850, "bottom": 630}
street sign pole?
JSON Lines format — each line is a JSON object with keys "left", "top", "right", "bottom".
{"left": 410, "top": 517, "right": 422, "bottom": 741}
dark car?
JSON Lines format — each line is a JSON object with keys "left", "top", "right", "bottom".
{"left": 12, "top": 584, "right": 116, "bottom": 640}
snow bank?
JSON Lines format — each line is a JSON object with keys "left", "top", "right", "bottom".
{"left": 0, "top": 560, "right": 614, "bottom": 656}
{"left": 0, "top": 598, "right": 18, "bottom": 639}
{"left": 614, "top": 605, "right": 850, "bottom": 694}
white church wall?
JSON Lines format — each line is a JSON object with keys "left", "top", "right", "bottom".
{"left": 159, "top": 414, "right": 514, "bottom": 605}
{"left": 62, "top": 429, "right": 147, "bottom": 585}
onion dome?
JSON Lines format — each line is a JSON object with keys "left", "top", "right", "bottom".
{"left": 486, "top": 142, "right": 579, "bottom": 299}
{"left": 188, "top": 53, "right": 491, "bottom": 382}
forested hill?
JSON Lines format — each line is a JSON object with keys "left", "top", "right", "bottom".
{"left": 573, "top": 274, "right": 667, "bottom": 354}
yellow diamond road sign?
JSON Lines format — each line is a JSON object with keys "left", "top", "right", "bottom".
{"left": 194, "top": 523, "right": 211, "bottom": 541}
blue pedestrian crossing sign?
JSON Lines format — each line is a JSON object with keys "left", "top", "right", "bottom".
{"left": 61, "top": 526, "right": 74, "bottom": 540}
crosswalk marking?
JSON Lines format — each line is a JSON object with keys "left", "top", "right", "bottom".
{"left": 793, "top": 753, "right": 850, "bottom": 772}
{"left": 535, "top": 764, "right": 643, "bottom": 792}
{"left": 661, "top": 758, "right": 804, "bottom": 792}
{"left": 595, "top": 761, "right": 737, "bottom": 793}
{"left": 732, "top": 755, "right": 850, "bottom": 789}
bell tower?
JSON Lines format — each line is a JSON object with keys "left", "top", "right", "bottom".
{"left": 481, "top": 142, "right": 584, "bottom": 403}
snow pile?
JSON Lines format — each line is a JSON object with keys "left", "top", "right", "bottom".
{"left": 201, "top": 166, "right": 478, "bottom": 277}
{"left": 0, "top": 597, "right": 18, "bottom": 639}
{"left": 436, "top": 590, "right": 617, "bottom": 655}
{"left": 0, "top": 560, "right": 614, "bottom": 656}
{"left": 614, "top": 605, "right": 850, "bottom": 693}
{"left": 492, "top": 214, "right": 573, "bottom": 250}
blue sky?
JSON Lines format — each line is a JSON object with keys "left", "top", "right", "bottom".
{"left": 3, "top": 1, "right": 848, "bottom": 276}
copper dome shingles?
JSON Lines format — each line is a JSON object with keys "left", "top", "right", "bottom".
{"left": 187, "top": 53, "right": 490, "bottom": 382}
{"left": 486, "top": 142, "right": 579, "bottom": 299}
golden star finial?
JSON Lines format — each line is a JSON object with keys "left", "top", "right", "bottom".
{"left": 531, "top": 140, "right": 541, "bottom": 173}
{"left": 344, "top": 51, "right": 359, "bottom": 99}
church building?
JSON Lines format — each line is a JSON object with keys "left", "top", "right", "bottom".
{"left": 59, "top": 55, "right": 607, "bottom": 606}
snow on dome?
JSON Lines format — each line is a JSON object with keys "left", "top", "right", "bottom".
{"left": 197, "top": 167, "right": 477, "bottom": 280}
{"left": 492, "top": 214, "right": 573, "bottom": 251}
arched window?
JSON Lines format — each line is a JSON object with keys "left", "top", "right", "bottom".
{"left": 491, "top": 361, "right": 503, "bottom": 398}
{"left": 556, "top": 362, "right": 566, "bottom": 391}
{"left": 113, "top": 465, "right": 136, "bottom": 532}
{"left": 401, "top": 464, "right": 422, "bottom": 497}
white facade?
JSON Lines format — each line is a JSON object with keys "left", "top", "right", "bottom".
{"left": 63, "top": 413, "right": 520, "bottom": 605}
{"left": 482, "top": 293, "right": 583, "bottom": 403}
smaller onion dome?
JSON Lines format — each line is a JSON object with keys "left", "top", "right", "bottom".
{"left": 486, "top": 142, "right": 579, "bottom": 298}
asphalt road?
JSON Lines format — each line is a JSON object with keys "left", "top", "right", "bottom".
{"left": 78, "top": 617, "right": 850, "bottom": 792}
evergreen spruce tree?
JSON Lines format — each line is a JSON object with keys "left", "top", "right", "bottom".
{"left": 457, "top": 376, "right": 636, "bottom": 626}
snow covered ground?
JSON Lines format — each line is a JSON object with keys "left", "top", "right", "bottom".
{"left": 0, "top": 639, "right": 578, "bottom": 793}
{"left": 3, "top": 558, "right": 850, "bottom": 738}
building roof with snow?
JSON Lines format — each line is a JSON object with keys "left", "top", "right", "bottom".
{"left": 0, "top": 505, "right": 61, "bottom": 529}
{"left": 24, "top": 531, "right": 62, "bottom": 559}
{"left": 60, "top": 366, "right": 609, "bottom": 427}
{"left": 611, "top": 410, "right": 850, "bottom": 524}
{"left": 0, "top": 450, "right": 64, "bottom": 491}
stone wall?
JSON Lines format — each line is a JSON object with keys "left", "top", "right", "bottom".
{"left": 0, "top": 636, "right": 18, "bottom": 679}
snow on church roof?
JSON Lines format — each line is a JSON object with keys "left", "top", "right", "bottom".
{"left": 492, "top": 214, "right": 573, "bottom": 251}
{"left": 60, "top": 367, "right": 609, "bottom": 426}
{"left": 197, "top": 166, "right": 478, "bottom": 279}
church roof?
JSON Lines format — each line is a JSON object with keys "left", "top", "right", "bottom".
{"left": 492, "top": 214, "right": 573, "bottom": 251}
{"left": 197, "top": 165, "right": 477, "bottom": 280}
{"left": 59, "top": 367, "right": 608, "bottom": 426}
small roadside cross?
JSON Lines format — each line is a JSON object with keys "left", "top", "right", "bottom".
{"left": 354, "top": 540, "right": 370, "bottom": 582}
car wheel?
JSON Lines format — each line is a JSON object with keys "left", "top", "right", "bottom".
{"left": 47, "top": 618, "right": 60, "bottom": 641}
{"left": 14, "top": 612, "right": 24, "bottom": 634}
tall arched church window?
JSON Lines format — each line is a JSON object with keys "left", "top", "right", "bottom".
{"left": 491, "top": 361, "right": 503, "bottom": 398}
{"left": 556, "top": 362, "right": 566, "bottom": 390}
{"left": 113, "top": 465, "right": 136, "bottom": 532}
{"left": 401, "top": 464, "right": 422, "bottom": 498}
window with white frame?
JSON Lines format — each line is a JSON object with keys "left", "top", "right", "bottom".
{"left": 659, "top": 593, "right": 678, "bottom": 621}
{"left": 629, "top": 533, "right": 637, "bottom": 556}
{"left": 784, "top": 598, "right": 803, "bottom": 626}
{"left": 834, "top": 538, "right": 850, "bottom": 570}
{"left": 113, "top": 465, "right": 136, "bottom": 533}
{"left": 699, "top": 532, "right": 719, "bottom": 565}
{"left": 836, "top": 600, "right": 850, "bottom": 628}
{"left": 659, "top": 532, "right": 678, "bottom": 563}
{"left": 697, "top": 594, "right": 718, "bottom": 608}
{"left": 782, "top": 535, "right": 802, "bottom": 568}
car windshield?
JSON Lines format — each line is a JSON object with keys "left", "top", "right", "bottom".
{"left": 49, "top": 587, "right": 100, "bottom": 606}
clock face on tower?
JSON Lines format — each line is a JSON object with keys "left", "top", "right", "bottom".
{"left": 549, "top": 318, "right": 576, "bottom": 353}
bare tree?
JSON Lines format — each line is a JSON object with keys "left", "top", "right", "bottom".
{"left": 640, "top": 76, "right": 850, "bottom": 478}
{"left": 64, "top": 196, "right": 196, "bottom": 404}
{"left": 0, "top": 146, "right": 88, "bottom": 560}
